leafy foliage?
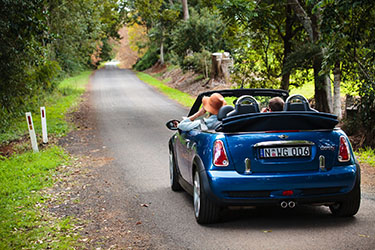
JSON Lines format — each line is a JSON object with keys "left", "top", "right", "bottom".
{"left": 0, "top": 0, "right": 123, "bottom": 134}
{"left": 170, "top": 8, "right": 227, "bottom": 63}
{"left": 182, "top": 50, "right": 212, "bottom": 78}
{"left": 133, "top": 46, "right": 159, "bottom": 71}
{"left": 320, "top": 0, "right": 375, "bottom": 146}
{"left": 127, "top": 1, "right": 227, "bottom": 74}
{"left": 0, "top": 70, "right": 91, "bottom": 144}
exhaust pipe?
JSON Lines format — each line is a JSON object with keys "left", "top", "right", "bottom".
{"left": 288, "top": 201, "right": 296, "bottom": 208}
{"left": 280, "top": 201, "right": 288, "bottom": 209}
{"left": 280, "top": 201, "right": 296, "bottom": 209}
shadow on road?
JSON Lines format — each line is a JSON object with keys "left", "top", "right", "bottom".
{"left": 176, "top": 188, "right": 357, "bottom": 230}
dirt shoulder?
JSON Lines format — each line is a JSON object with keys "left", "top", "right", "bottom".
{"left": 361, "top": 162, "right": 375, "bottom": 193}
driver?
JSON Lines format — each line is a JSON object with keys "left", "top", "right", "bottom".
{"left": 261, "top": 97, "right": 284, "bottom": 112}
{"left": 177, "top": 93, "right": 226, "bottom": 131}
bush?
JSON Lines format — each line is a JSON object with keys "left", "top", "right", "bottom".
{"left": 0, "top": 60, "right": 60, "bottom": 131}
{"left": 133, "top": 46, "right": 159, "bottom": 71}
{"left": 358, "top": 82, "right": 375, "bottom": 147}
{"left": 171, "top": 8, "right": 226, "bottom": 65}
{"left": 182, "top": 50, "right": 212, "bottom": 78}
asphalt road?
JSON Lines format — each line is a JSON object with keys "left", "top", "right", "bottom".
{"left": 91, "top": 66, "right": 375, "bottom": 250}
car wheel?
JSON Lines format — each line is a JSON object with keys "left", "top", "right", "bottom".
{"left": 193, "top": 170, "right": 220, "bottom": 224}
{"left": 169, "top": 149, "right": 182, "bottom": 191}
{"left": 329, "top": 177, "right": 361, "bottom": 217}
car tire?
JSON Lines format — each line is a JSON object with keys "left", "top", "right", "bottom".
{"left": 193, "top": 170, "right": 220, "bottom": 224}
{"left": 169, "top": 149, "right": 182, "bottom": 191}
{"left": 329, "top": 176, "right": 361, "bottom": 217}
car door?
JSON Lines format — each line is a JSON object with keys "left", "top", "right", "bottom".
{"left": 175, "top": 130, "right": 198, "bottom": 184}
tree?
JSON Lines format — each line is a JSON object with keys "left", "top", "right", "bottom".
{"left": 218, "top": 0, "right": 304, "bottom": 90}
{"left": 127, "top": 0, "right": 179, "bottom": 65}
{"left": 170, "top": 8, "right": 226, "bottom": 64}
{"left": 182, "top": 0, "right": 189, "bottom": 20}
{"left": 0, "top": 0, "right": 124, "bottom": 129}
{"left": 320, "top": 0, "right": 375, "bottom": 145}
{"left": 287, "top": 0, "right": 331, "bottom": 112}
{"left": 0, "top": 0, "right": 53, "bottom": 118}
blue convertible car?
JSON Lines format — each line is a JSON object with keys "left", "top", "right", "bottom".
{"left": 166, "top": 89, "right": 360, "bottom": 224}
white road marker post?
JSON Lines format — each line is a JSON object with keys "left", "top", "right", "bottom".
{"left": 40, "top": 107, "right": 48, "bottom": 144}
{"left": 25, "top": 112, "right": 39, "bottom": 152}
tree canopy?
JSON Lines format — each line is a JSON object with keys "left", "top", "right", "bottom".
{"left": 1, "top": 0, "right": 374, "bottom": 145}
{"left": 0, "top": 0, "right": 124, "bottom": 129}
{"left": 125, "top": 0, "right": 374, "bottom": 145}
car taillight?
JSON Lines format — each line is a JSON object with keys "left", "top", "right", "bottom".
{"left": 338, "top": 136, "right": 351, "bottom": 162}
{"left": 213, "top": 140, "right": 229, "bottom": 167}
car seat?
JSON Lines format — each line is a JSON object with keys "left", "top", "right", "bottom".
{"left": 217, "top": 105, "right": 235, "bottom": 121}
{"left": 284, "top": 94, "right": 315, "bottom": 111}
{"left": 227, "top": 95, "right": 260, "bottom": 117}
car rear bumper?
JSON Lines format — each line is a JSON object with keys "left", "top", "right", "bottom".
{"left": 201, "top": 164, "right": 359, "bottom": 206}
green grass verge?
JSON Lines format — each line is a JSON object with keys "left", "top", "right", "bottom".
{"left": 356, "top": 147, "right": 375, "bottom": 167}
{"left": 0, "top": 146, "right": 79, "bottom": 249}
{"left": 136, "top": 72, "right": 195, "bottom": 107}
{"left": 0, "top": 70, "right": 91, "bottom": 249}
{"left": 289, "top": 75, "right": 355, "bottom": 99}
{"left": 289, "top": 82, "right": 315, "bottom": 99}
{"left": 0, "top": 71, "right": 91, "bottom": 144}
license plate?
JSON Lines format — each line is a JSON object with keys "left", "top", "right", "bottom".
{"left": 260, "top": 146, "right": 311, "bottom": 158}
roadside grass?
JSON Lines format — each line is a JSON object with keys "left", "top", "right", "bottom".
{"left": 0, "top": 146, "right": 80, "bottom": 249}
{"left": 0, "top": 70, "right": 92, "bottom": 249}
{"left": 356, "top": 147, "right": 375, "bottom": 167}
{"left": 137, "top": 68, "right": 354, "bottom": 108}
{"left": 289, "top": 76, "right": 355, "bottom": 99}
{"left": 0, "top": 71, "right": 91, "bottom": 144}
{"left": 289, "top": 82, "right": 315, "bottom": 99}
{"left": 136, "top": 72, "right": 195, "bottom": 108}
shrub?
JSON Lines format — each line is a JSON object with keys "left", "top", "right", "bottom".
{"left": 182, "top": 50, "right": 212, "bottom": 78}
{"left": 171, "top": 8, "right": 226, "bottom": 66}
{"left": 133, "top": 46, "right": 159, "bottom": 71}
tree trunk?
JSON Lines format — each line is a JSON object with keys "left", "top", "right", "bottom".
{"left": 211, "top": 52, "right": 231, "bottom": 83}
{"left": 182, "top": 0, "right": 189, "bottom": 20}
{"left": 326, "top": 75, "right": 333, "bottom": 111}
{"left": 288, "top": 0, "right": 331, "bottom": 112}
{"left": 160, "top": 39, "right": 164, "bottom": 65}
{"left": 313, "top": 55, "right": 331, "bottom": 112}
{"left": 288, "top": 0, "right": 313, "bottom": 41}
{"left": 211, "top": 53, "right": 223, "bottom": 80}
{"left": 333, "top": 61, "right": 342, "bottom": 119}
{"left": 281, "top": 4, "right": 292, "bottom": 90}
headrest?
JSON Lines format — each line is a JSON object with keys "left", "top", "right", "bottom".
{"left": 284, "top": 94, "right": 313, "bottom": 111}
{"left": 217, "top": 105, "right": 234, "bottom": 121}
{"left": 227, "top": 95, "right": 260, "bottom": 117}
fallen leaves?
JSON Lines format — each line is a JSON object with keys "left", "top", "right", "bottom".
{"left": 358, "top": 234, "right": 371, "bottom": 238}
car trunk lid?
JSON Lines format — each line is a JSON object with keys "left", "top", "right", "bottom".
{"left": 224, "top": 130, "right": 338, "bottom": 174}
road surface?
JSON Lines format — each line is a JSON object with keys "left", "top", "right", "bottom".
{"left": 90, "top": 66, "right": 375, "bottom": 250}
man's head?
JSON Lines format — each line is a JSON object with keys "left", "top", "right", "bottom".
{"left": 202, "top": 93, "right": 227, "bottom": 115}
{"left": 268, "top": 97, "right": 284, "bottom": 111}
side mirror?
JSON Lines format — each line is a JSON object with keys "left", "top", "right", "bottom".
{"left": 166, "top": 119, "right": 180, "bottom": 131}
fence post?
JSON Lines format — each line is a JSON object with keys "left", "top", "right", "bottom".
{"left": 40, "top": 107, "right": 48, "bottom": 144}
{"left": 25, "top": 112, "right": 39, "bottom": 152}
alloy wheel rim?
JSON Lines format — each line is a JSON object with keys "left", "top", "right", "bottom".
{"left": 194, "top": 172, "right": 200, "bottom": 218}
